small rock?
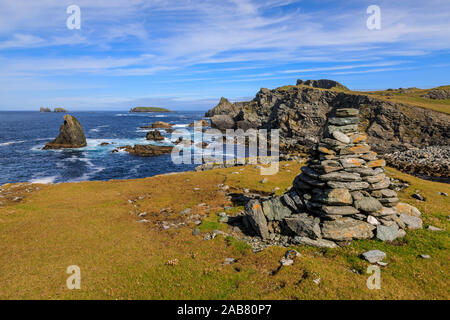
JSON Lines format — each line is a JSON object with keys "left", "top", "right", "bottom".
{"left": 194, "top": 220, "right": 202, "bottom": 225}
{"left": 219, "top": 212, "right": 227, "bottom": 217}
{"left": 138, "top": 212, "right": 147, "bottom": 217}
{"left": 280, "top": 258, "right": 294, "bottom": 266}
{"left": 260, "top": 178, "right": 268, "bottom": 184}
{"left": 138, "top": 219, "right": 149, "bottom": 223}
{"left": 224, "top": 258, "right": 237, "bottom": 265}
{"left": 285, "top": 249, "right": 301, "bottom": 259}
{"left": 377, "top": 261, "right": 388, "bottom": 267}
{"left": 397, "top": 229, "right": 406, "bottom": 237}
{"left": 361, "top": 250, "right": 386, "bottom": 263}
{"left": 412, "top": 193, "right": 425, "bottom": 201}
{"left": 180, "top": 208, "right": 191, "bottom": 215}
{"left": 192, "top": 228, "right": 200, "bottom": 235}
{"left": 427, "top": 225, "right": 444, "bottom": 231}
{"left": 332, "top": 130, "right": 351, "bottom": 144}
{"left": 367, "top": 215, "right": 379, "bottom": 225}
{"left": 219, "top": 216, "right": 229, "bottom": 223}
{"left": 313, "top": 278, "right": 321, "bottom": 285}
{"left": 419, "top": 254, "right": 431, "bottom": 259}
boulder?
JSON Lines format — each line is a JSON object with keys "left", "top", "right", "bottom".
{"left": 322, "top": 217, "right": 375, "bottom": 241}
{"left": 261, "top": 197, "right": 292, "bottom": 221}
{"left": 396, "top": 202, "right": 421, "bottom": 217}
{"left": 354, "top": 197, "right": 383, "bottom": 213}
{"left": 376, "top": 224, "right": 399, "bottom": 241}
{"left": 361, "top": 250, "right": 386, "bottom": 263}
{"left": 210, "top": 115, "right": 235, "bottom": 131}
{"left": 284, "top": 214, "right": 321, "bottom": 239}
{"left": 43, "top": 114, "right": 87, "bottom": 149}
{"left": 245, "top": 200, "right": 270, "bottom": 239}
{"left": 313, "top": 188, "right": 353, "bottom": 206}
{"left": 399, "top": 214, "right": 423, "bottom": 230}
{"left": 293, "top": 236, "right": 338, "bottom": 248}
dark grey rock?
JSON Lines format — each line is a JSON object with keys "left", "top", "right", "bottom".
{"left": 245, "top": 200, "right": 270, "bottom": 239}
{"left": 284, "top": 214, "right": 321, "bottom": 239}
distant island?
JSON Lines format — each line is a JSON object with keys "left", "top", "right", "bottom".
{"left": 130, "top": 107, "right": 171, "bottom": 113}
{"left": 40, "top": 107, "right": 67, "bottom": 112}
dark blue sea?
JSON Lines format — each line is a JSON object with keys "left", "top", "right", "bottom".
{"left": 0, "top": 111, "right": 208, "bottom": 185}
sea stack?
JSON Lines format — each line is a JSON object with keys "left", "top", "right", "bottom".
{"left": 43, "top": 114, "right": 87, "bottom": 149}
{"left": 245, "top": 107, "right": 421, "bottom": 247}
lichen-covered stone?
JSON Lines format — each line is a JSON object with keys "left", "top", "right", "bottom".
{"left": 245, "top": 200, "right": 269, "bottom": 239}
{"left": 322, "top": 218, "right": 375, "bottom": 241}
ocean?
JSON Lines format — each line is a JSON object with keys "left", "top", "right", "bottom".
{"left": 0, "top": 111, "right": 208, "bottom": 185}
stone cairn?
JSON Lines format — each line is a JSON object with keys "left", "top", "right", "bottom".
{"left": 245, "top": 108, "right": 418, "bottom": 248}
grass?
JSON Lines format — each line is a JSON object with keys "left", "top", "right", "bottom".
{"left": 0, "top": 162, "right": 448, "bottom": 299}
{"left": 130, "top": 107, "right": 171, "bottom": 112}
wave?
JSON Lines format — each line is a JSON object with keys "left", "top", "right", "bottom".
{"left": 29, "top": 176, "right": 59, "bottom": 184}
{"left": 0, "top": 140, "right": 25, "bottom": 147}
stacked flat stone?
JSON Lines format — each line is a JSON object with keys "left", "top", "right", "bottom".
{"left": 245, "top": 108, "right": 409, "bottom": 248}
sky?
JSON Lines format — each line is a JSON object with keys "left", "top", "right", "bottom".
{"left": 0, "top": 0, "right": 449, "bottom": 111}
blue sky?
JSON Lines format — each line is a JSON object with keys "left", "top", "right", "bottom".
{"left": 0, "top": 0, "right": 449, "bottom": 111}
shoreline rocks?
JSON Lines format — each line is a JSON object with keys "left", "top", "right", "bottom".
{"left": 113, "top": 145, "right": 174, "bottom": 157}
{"left": 43, "top": 114, "right": 87, "bottom": 150}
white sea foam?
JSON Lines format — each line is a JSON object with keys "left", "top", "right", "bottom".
{"left": 0, "top": 140, "right": 25, "bottom": 147}
{"left": 29, "top": 176, "right": 58, "bottom": 184}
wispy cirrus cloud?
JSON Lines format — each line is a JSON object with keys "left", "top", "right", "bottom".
{"left": 0, "top": 0, "right": 449, "bottom": 110}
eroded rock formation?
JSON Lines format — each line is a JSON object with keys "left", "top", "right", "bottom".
{"left": 43, "top": 114, "right": 87, "bottom": 149}
{"left": 205, "top": 81, "right": 450, "bottom": 155}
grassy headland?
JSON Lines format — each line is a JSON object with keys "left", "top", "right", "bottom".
{"left": 0, "top": 162, "right": 448, "bottom": 300}
{"left": 130, "top": 107, "right": 171, "bottom": 113}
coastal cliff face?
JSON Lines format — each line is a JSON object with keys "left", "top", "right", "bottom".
{"left": 205, "top": 83, "right": 450, "bottom": 155}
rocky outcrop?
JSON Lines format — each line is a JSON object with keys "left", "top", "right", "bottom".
{"left": 53, "top": 108, "right": 67, "bottom": 113}
{"left": 205, "top": 97, "right": 242, "bottom": 117}
{"left": 243, "top": 108, "right": 423, "bottom": 247}
{"left": 113, "top": 145, "right": 173, "bottom": 157}
{"left": 210, "top": 115, "right": 235, "bottom": 131}
{"left": 146, "top": 130, "right": 165, "bottom": 141}
{"left": 151, "top": 121, "right": 173, "bottom": 129}
{"left": 205, "top": 82, "right": 450, "bottom": 155}
{"left": 43, "top": 115, "right": 87, "bottom": 149}
{"left": 297, "top": 79, "right": 349, "bottom": 90}
{"left": 422, "top": 89, "right": 450, "bottom": 100}
{"left": 40, "top": 107, "right": 51, "bottom": 112}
